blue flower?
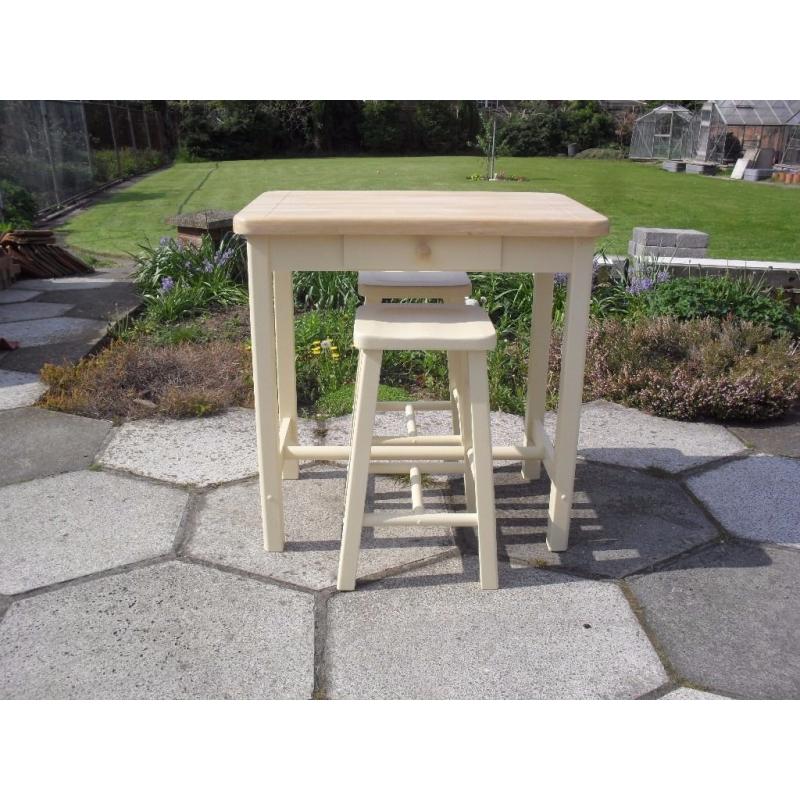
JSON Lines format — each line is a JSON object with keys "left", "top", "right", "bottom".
{"left": 160, "top": 276, "right": 175, "bottom": 294}
{"left": 627, "top": 276, "right": 654, "bottom": 295}
{"left": 159, "top": 236, "right": 172, "bottom": 247}
{"left": 202, "top": 259, "right": 215, "bottom": 273}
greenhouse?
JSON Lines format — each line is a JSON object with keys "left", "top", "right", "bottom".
{"left": 629, "top": 104, "right": 694, "bottom": 160}
{"left": 690, "top": 100, "right": 800, "bottom": 164}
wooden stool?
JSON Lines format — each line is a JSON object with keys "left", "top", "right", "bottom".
{"left": 338, "top": 303, "right": 499, "bottom": 591}
{"left": 357, "top": 270, "right": 472, "bottom": 304}
{"left": 358, "top": 270, "right": 472, "bottom": 434}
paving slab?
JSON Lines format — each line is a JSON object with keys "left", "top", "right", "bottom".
{"left": 688, "top": 454, "right": 800, "bottom": 548}
{"left": 98, "top": 409, "right": 316, "bottom": 487}
{"left": 327, "top": 403, "right": 744, "bottom": 474}
{"left": 0, "top": 407, "right": 112, "bottom": 486}
{"left": 12, "top": 276, "right": 117, "bottom": 291}
{"left": 557, "top": 400, "right": 745, "bottom": 473}
{"left": 628, "top": 542, "right": 800, "bottom": 699}
{"left": 0, "top": 369, "right": 46, "bottom": 410}
{"left": 37, "top": 283, "right": 141, "bottom": 321}
{"left": 449, "top": 463, "right": 716, "bottom": 578}
{"left": 0, "top": 289, "right": 42, "bottom": 304}
{"left": 324, "top": 409, "right": 525, "bottom": 449}
{"left": 187, "top": 464, "right": 454, "bottom": 590}
{"left": 98, "top": 408, "right": 259, "bottom": 486}
{"left": 0, "top": 316, "right": 108, "bottom": 349}
{"left": 727, "top": 408, "right": 800, "bottom": 459}
{"left": 0, "top": 337, "right": 109, "bottom": 373}
{"left": 0, "top": 561, "right": 314, "bottom": 699}
{"left": 326, "top": 556, "right": 667, "bottom": 699}
{"left": 0, "top": 470, "right": 188, "bottom": 594}
{"left": 660, "top": 688, "right": 732, "bottom": 700}
{"left": 0, "top": 302, "right": 74, "bottom": 324}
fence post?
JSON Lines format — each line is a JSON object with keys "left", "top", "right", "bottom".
{"left": 127, "top": 106, "right": 137, "bottom": 151}
{"left": 80, "top": 101, "right": 94, "bottom": 182}
{"left": 107, "top": 103, "right": 122, "bottom": 179}
{"left": 38, "top": 100, "right": 62, "bottom": 207}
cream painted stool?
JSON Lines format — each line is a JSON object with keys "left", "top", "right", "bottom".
{"left": 358, "top": 270, "right": 472, "bottom": 435}
{"left": 357, "top": 270, "right": 472, "bottom": 304}
{"left": 338, "top": 302, "right": 499, "bottom": 591}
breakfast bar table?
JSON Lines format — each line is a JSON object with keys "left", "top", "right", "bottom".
{"left": 233, "top": 191, "right": 609, "bottom": 554}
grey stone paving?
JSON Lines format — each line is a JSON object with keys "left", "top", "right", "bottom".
{"left": 0, "top": 302, "right": 74, "bottom": 323}
{"left": 551, "top": 400, "right": 746, "bottom": 473}
{"left": 727, "top": 408, "right": 800, "bottom": 459}
{"left": 326, "top": 556, "right": 667, "bottom": 699}
{"left": 0, "top": 561, "right": 314, "bottom": 699}
{"left": 0, "top": 358, "right": 796, "bottom": 697}
{"left": 325, "top": 402, "right": 746, "bottom": 473}
{"left": 688, "top": 455, "right": 800, "bottom": 548}
{"left": 39, "top": 283, "right": 141, "bottom": 321}
{"left": 0, "top": 369, "right": 46, "bottom": 410}
{"left": 628, "top": 542, "right": 800, "bottom": 699}
{"left": 0, "top": 470, "right": 187, "bottom": 594}
{"left": 186, "top": 464, "right": 454, "bottom": 590}
{"left": 449, "top": 463, "right": 717, "bottom": 578}
{"left": 0, "top": 289, "right": 41, "bottom": 303}
{"left": 0, "top": 316, "right": 108, "bottom": 349}
{"left": 0, "top": 407, "right": 112, "bottom": 486}
{"left": 12, "top": 276, "right": 117, "bottom": 291}
{"left": 98, "top": 409, "right": 260, "bottom": 486}
{"left": 660, "top": 688, "right": 731, "bottom": 700}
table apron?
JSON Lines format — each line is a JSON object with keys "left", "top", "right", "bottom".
{"left": 259, "top": 235, "right": 598, "bottom": 273}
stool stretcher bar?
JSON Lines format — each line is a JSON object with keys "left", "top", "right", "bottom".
{"left": 283, "top": 443, "right": 547, "bottom": 461}
{"left": 363, "top": 512, "right": 479, "bottom": 527}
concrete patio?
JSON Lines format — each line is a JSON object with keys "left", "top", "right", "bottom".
{"left": 1, "top": 385, "right": 798, "bottom": 698}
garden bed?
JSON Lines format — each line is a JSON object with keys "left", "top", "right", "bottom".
{"left": 37, "top": 235, "right": 800, "bottom": 424}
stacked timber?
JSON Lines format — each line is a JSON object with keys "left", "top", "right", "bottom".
{"left": 0, "top": 230, "right": 94, "bottom": 279}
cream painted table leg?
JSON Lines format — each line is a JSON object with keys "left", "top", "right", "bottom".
{"left": 521, "top": 272, "right": 554, "bottom": 481}
{"left": 546, "top": 252, "right": 593, "bottom": 552}
{"left": 247, "top": 241, "right": 285, "bottom": 551}
{"left": 273, "top": 270, "right": 299, "bottom": 480}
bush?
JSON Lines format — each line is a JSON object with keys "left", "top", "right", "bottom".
{"left": 583, "top": 317, "right": 800, "bottom": 421}
{"left": 0, "top": 178, "right": 37, "bottom": 225}
{"left": 646, "top": 276, "right": 799, "bottom": 336}
{"left": 361, "top": 101, "right": 410, "bottom": 153}
{"left": 39, "top": 336, "right": 252, "bottom": 420}
{"left": 496, "top": 102, "right": 566, "bottom": 156}
{"left": 562, "top": 101, "right": 615, "bottom": 152}
{"left": 133, "top": 234, "right": 248, "bottom": 324}
{"left": 414, "top": 101, "right": 463, "bottom": 154}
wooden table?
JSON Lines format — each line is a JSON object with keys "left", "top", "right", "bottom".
{"left": 233, "top": 191, "right": 609, "bottom": 554}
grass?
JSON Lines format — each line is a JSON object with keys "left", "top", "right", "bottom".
{"left": 60, "top": 156, "right": 800, "bottom": 262}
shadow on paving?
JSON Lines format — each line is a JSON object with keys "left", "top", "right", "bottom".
{"left": 448, "top": 460, "right": 723, "bottom": 579}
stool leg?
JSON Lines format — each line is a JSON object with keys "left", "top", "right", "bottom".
{"left": 338, "top": 348, "right": 382, "bottom": 591}
{"left": 446, "top": 351, "right": 461, "bottom": 436}
{"left": 522, "top": 272, "right": 554, "bottom": 481}
{"left": 453, "top": 352, "right": 476, "bottom": 514}
{"left": 467, "top": 351, "right": 498, "bottom": 590}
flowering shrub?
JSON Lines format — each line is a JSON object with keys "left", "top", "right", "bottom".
{"left": 646, "top": 276, "right": 799, "bottom": 336}
{"left": 133, "top": 234, "right": 248, "bottom": 324}
{"left": 583, "top": 317, "right": 800, "bottom": 421}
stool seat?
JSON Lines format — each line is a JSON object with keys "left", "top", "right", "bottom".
{"left": 353, "top": 303, "right": 496, "bottom": 351}
{"left": 358, "top": 270, "right": 470, "bottom": 287}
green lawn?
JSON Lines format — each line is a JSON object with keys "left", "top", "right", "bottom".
{"left": 60, "top": 156, "right": 800, "bottom": 262}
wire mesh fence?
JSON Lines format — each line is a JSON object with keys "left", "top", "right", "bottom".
{"left": 0, "top": 100, "right": 175, "bottom": 215}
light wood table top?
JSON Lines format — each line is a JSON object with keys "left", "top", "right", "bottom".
{"left": 233, "top": 190, "right": 610, "bottom": 238}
